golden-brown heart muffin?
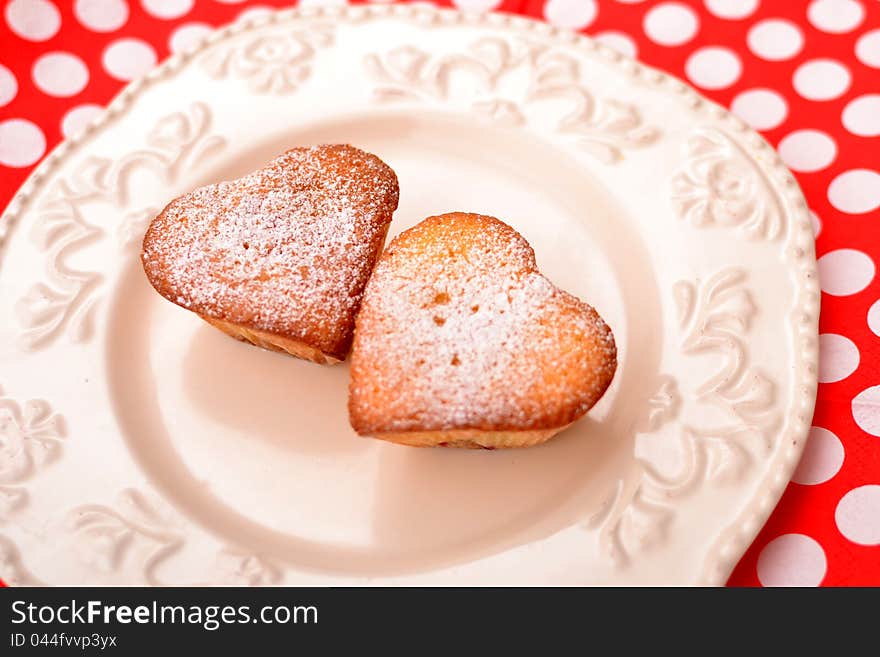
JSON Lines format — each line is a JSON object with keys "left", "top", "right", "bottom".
{"left": 348, "top": 212, "right": 617, "bottom": 448}
{"left": 141, "top": 144, "right": 399, "bottom": 364}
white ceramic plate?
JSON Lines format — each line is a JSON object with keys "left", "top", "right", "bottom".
{"left": 0, "top": 5, "right": 818, "bottom": 586}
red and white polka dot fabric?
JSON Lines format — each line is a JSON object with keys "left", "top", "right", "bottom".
{"left": 1, "top": 0, "right": 878, "bottom": 587}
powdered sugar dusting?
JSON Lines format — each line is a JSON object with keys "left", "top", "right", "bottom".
{"left": 350, "top": 213, "right": 617, "bottom": 434}
{"left": 142, "top": 144, "right": 398, "bottom": 358}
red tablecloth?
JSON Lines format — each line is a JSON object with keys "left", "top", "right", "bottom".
{"left": 1, "top": 0, "right": 878, "bottom": 586}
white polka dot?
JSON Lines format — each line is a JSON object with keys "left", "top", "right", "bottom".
{"left": 856, "top": 29, "right": 880, "bottom": 68}
{"left": 32, "top": 52, "right": 89, "bottom": 98}
{"left": 868, "top": 299, "right": 880, "bottom": 337}
{"left": 818, "top": 249, "right": 876, "bottom": 296}
{"left": 778, "top": 130, "right": 837, "bottom": 173}
{"left": 685, "top": 47, "right": 742, "bottom": 90}
{"left": 836, "top": 485, "right": 880, "bottom": 545}
{"left": 102, "top": 38, "right": 157, "bottom": 81}
{"left": 298, "top": 0, "right": 349, "bottom": 6}
{"left": 757, "top": 534, "right": 826, "bottom": 587}
{"left": 731, "top": 89, "right": 788, "bottom": 130}
{"left": 0, "top": 119, "right": 46, "bottom": 167}
{"left": 807, "top": 0, "right": 865, "bottom": 34}
{"left": 141, "top": 0, "right": 192, "bottom": 19}
{"left": 793, "top": 427, "right": 845, "bottom": 485}
{"left": 5, "top": 0, "right": 61, "bottom": 41}
{"left": 61, "top": 104, "right": 102, "bottom": 138}
{"left": 793, "top": 59, "right": 851, "bottom": 101}
{"left": 810, "top": 209, "right": 822, "bottom": 238}
{"left": 818, "top": 333, "right": 860, "bottom": 383}
{"left": 594, "top": 31, "right": 638, "bottom": 58}
{"left": 643, "top": 3, "right": 700, "bottom": 46}
{"left": 704, "top": 0, "right": 758, "bottom": 19}
{"left": 450, "top": 0, "right": 503, "bottom": 10}
{"left": 852, "top": 386, "right": 880, "bottom": 437}
{"left": 236, "top": 5, "right": 274, "bottom": 22}
{"left": 842, "top": 95, "right": 880, "bottom": 137}
{"left": 0, "top": 64, "right": 18, "bottom": 107}
{"left": 828, "top": 169, "right": 880, "bottom": 214}
{"left": 747, "top": 19, "right": 804, "bottom": 61}
{"left": 74, "top": 0, "right": 128, "bottom": 32}
{"left": 169, "top": 23, "right": 213, "bottom": 54}
{"left": 544, "top": 0, "right": 597, "bottom": 30}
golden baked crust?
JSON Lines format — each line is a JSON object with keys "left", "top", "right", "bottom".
{"left": 369, "top": 427, "right": 570, "bottom": 449}
{"left": 198, "top": 315, "right": 340, "bottom": 365}
{"left": 348, "top": 212, "right": 617, "bottom": 447}
{"left": 141, "top": 144, "right": 399, "bottom": 363}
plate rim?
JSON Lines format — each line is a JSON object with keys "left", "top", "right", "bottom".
{"left": 0, "top": 3, "right": 819, "bottom": 586}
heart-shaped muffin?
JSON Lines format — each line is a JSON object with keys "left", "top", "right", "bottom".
{"left": 349, "top": 213, "right": 617, "bottom": 448}
{"left": 141, "top": 144, "right": 399, "bottom": 364}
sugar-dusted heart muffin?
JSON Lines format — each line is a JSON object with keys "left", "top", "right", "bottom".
{"left": 141, "top": 144, "right": 399, "bottom": 364}
{"left": 349, "top": 212, "right": 617, "bottom": 448}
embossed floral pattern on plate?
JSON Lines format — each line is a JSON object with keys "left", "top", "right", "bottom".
{"left": 14, "top": 103, "right": 226, "bottom": 350}
{"left": 365, "top": 36, "right": 660, "bottom": 164}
